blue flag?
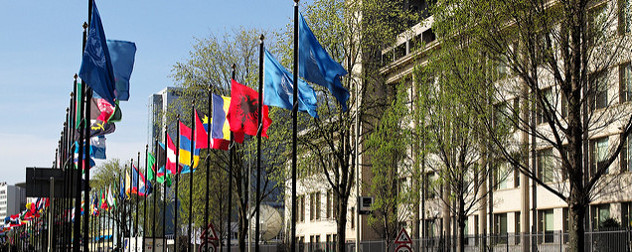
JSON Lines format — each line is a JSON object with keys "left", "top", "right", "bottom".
{"left": 298, "top": 13, "right": 350, "bottom": 111}
{"left": 264, "top": 49, "right": 319, "bottom": 118}
{"left": 106, "top": 40, "right": 136, "bottom": 101}
{"left": 78, "top": 0, "right": 116, "bottom": 106}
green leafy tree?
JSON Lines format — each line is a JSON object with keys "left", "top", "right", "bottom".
{"left": 414, "top": 41, "right": 512, "bottom": 251}
{"left": 431, "top": 0, "right": 632, "bottom": 251}
{"left": 168, "top": 28, "right": 290, "bottom": 251}
{"left": 365, "top": 81, "right": 412, "bottom": 250}
{"left": 279, "top": 1, "right": 419, "bottom": 251}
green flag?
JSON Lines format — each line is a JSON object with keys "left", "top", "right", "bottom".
{"left": 147, "top": 152, "right": 156, "bottom": 181}
{"left": 75, "top": 82, "right": 83, "bottom": 129}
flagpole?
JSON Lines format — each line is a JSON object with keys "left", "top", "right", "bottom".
{"left": 291, "top": 1, "right": 299, "bottom": 252}
{"left": 205, "top": 84, "right": 211, "bottom": 252}
{"left": 82, "top": 2, "right": 94, "bottom": 251}
{"left": 129, "top": 159, "right": 133, "bottom": 252}
{"left": 255, "top": 34, "right": 264, "bottom": 252}
{"left": 100, "top": 189, "right": 104, "bottom": 251}
{"left": 188, "top": 103, "right": 195, "bottom": 252}
{"left": 175, "top": 116, "right": 181, "bottom": 251}
{"left": 62, "top": 106, "right": 69, "bottom": 252}
{"left": 74, "top": 22, "right": 88, "bottom": 252}
{"left": 109, "top": 194, "right": 112, "bottom": 251}
{"left": 67, "top": 86, "right": 76, "bottom": 252}
{"left": 136, "top": 152, "right": 140, "bottom": 252}
{"left": 117, "top": 171, "right": 121, "bottom": 250}
{"left": 119, "top": 165, "right": 127, "bottom": 250}
{"left": 144, "top": 144, "right": 149, "bottom": 252}
{"left": 163, "top": 126, "right": 168, "bottom": 252}
{"left": 153, "top": 139, "right": 158, "bottom": 251}
{"left": 227, "top": 65, "right": 236, "bottom": 252}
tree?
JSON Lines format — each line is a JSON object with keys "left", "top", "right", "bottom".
{"left": 279, "top": 1, "right": 420, "bottom": 250}
{"left": 431, "top": 0, "right": 632, "bottom": 251}
{"left": 169, "top": 28, "right": 290, "bottom": 251}
{"left": 414, "top": 38, "right": 515, "bottom": 251}
{"left": 90, "top": 159, "right": 132, "bottom": 249}
{"left": 364, "top": 81, "right": 413, "bottom": 250}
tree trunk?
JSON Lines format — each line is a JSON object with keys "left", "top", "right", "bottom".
{"left": 457, "top": 198, "right": 466, "bottom": 252}
{"left": 337, "top": 198, "right": 348, "bottom": 252}
{"left": 238, "top": 206, "right": 246, "bottom": 252}
{"left": 568, "top": 194, "right": 587, "bottom": 252}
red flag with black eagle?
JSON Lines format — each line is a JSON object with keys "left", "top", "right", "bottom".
{"left": 227, "top": 79, "right": 272, "bottom": 137}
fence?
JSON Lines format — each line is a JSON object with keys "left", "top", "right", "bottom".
{"left": 212, "top": 229, "right": 632, "bottom": 252}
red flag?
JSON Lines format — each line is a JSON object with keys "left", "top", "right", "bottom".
{"left": 194, "top": 110, "right": 209, "bottom": 149}
{"left": 227, "top": 79, "right": 272, "bottom": 137}
{"left": 166, "top": 133, "right": 177, "bottom": 175}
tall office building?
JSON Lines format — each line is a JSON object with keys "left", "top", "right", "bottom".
{"left": 0, "top": 182, "right": 26, "bottom": 221}
{"left": 147, "top": 87, "right": 184, "bottom": 151}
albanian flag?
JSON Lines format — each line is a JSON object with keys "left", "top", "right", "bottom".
{"left": 227, "top": 79, "right": 272, "bottom": 137}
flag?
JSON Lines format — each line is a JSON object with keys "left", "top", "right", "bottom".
{"left": 298, "top": 13, "right": 350, "bottom": 111}
{"left": 88, "top": 119, "right": 116, "bottom": 137}
{"left": 264, "top": 49, "right": 318, "bottom": 118}
{"left": 73, "top": 142, "right": 96, "bottom": 170}
{"left": 194, "top": 110, "right": 209, "bottom": 149}
{"left": 227, "top": 79, "right": 272, "bottom": 137}
{"left": 91, "top": 194, "right": 99, "bottom": 216}
{"left": 158, "top": 134, "right": 176, "bottom": 174}
{"left": 106, "top": 40, "right": 136, "bottom": 101}
{"left": 90, "top": 136, "right": 106, "bottom": 159}
{"left": 131, "top": 165, "right": 141, "bottom": 195}
{"left": 147, "top": 152, "right": 156, "bottom": 181}
{"left": 156, "top": 142, "right": 174, "bottom": 185}
{"left": 75, "top": 83, "right": 83, "bottom": 129}
{"left": 212, "top": 94, "right": 244, "bottom": 144}
{"left": 91, "top": 94, "right": 122, "bottom": 122}
{"left": 78, "top": 0, "right": 116, "bottom": 106}
{"left": 179, "top": 121, "right": 200, "bottom": 172}
{"left": 119, "top": 176, "right": 126, "bottom": 200}
{"left": 125, "top": 170, "right": 131, "bottom": 197}
{"left": 137, "top": 167, "right": 152, "bottom": 196}
{"left": 107, "top": 185, "right": 116, "bottom": 209}
{"left": 100, "top": 190, "right": 108, "bottom": 210}
{"left": 198, "top": 108, "right": 235, "bottom": 150}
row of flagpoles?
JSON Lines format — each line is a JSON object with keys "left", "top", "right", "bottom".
{"left": 36, "top": 0, "right": 351, "bottom": 251}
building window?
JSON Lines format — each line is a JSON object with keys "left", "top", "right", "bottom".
{"left": 537, "top": 148, "right": 555, "bottom": 183}
{"left": 538, "top": 209, "right": 554, "bottom": 243}
{"left": 495, "top": 163, "right": 511, "bottom": 190}
{"left": 310, "top": 192, "right": 321, "bottom": 221}
{"left": 620, "top": 63, "right": 632, "bottom": 103}
{"left": 514, "top": 165, "right": 520, "bottom": 187}
{"left": 298, "top": 236, "right": 305, "bottom": 251}
{"left": 537, "top": 88, "right": 554, "bottom": 124}
{"left": 298, "top": 195, "right": 305, "bottom": 222}
{"left": 494, "top": 213, "right": 508, "bottom": 244}
{"left": 515, "top": 212, "right": 521, "bottom": 244}
{"left": 622, "top": 202, "right": 632, "bottom": 228}
{"left": 590, "top": 137, "right": 609, "bottom": 176}
{"left": 474, "top": 215, "right": 479, "bottom": 246}
{"left": 563, "top": 207, "right": 569, "bottom": 243}
{"left": 592, "top": 204, "right": 610, "bottom": 230}
{"left": 326, "top": 189, "right": 337, "bottom": 220}
{"left": 422, "top": 28, "right": 436, "bottom": 44}
{"left": 350, "top": 207, "right": 355, "bottom": 229}
{"left": 561, "top": 92, "right": 569, "bottom": 118}
{"left": 425, "top": 219, "right": 437, "bottom": 238}
{"left": 619, "top": 0, "right": 632, "bottom": 34}
{"left": 425, "top": 172, "right": 437, "bottom": 198}
{"left": 621, "top": 133, "right": 632, "bottom": 172}
{"left": 590, "top": 71, "right": 608, "bottom": 110}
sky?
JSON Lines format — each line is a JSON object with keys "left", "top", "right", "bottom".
{"left": 0, "top": 1, "right": 302, "bottom": 185}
